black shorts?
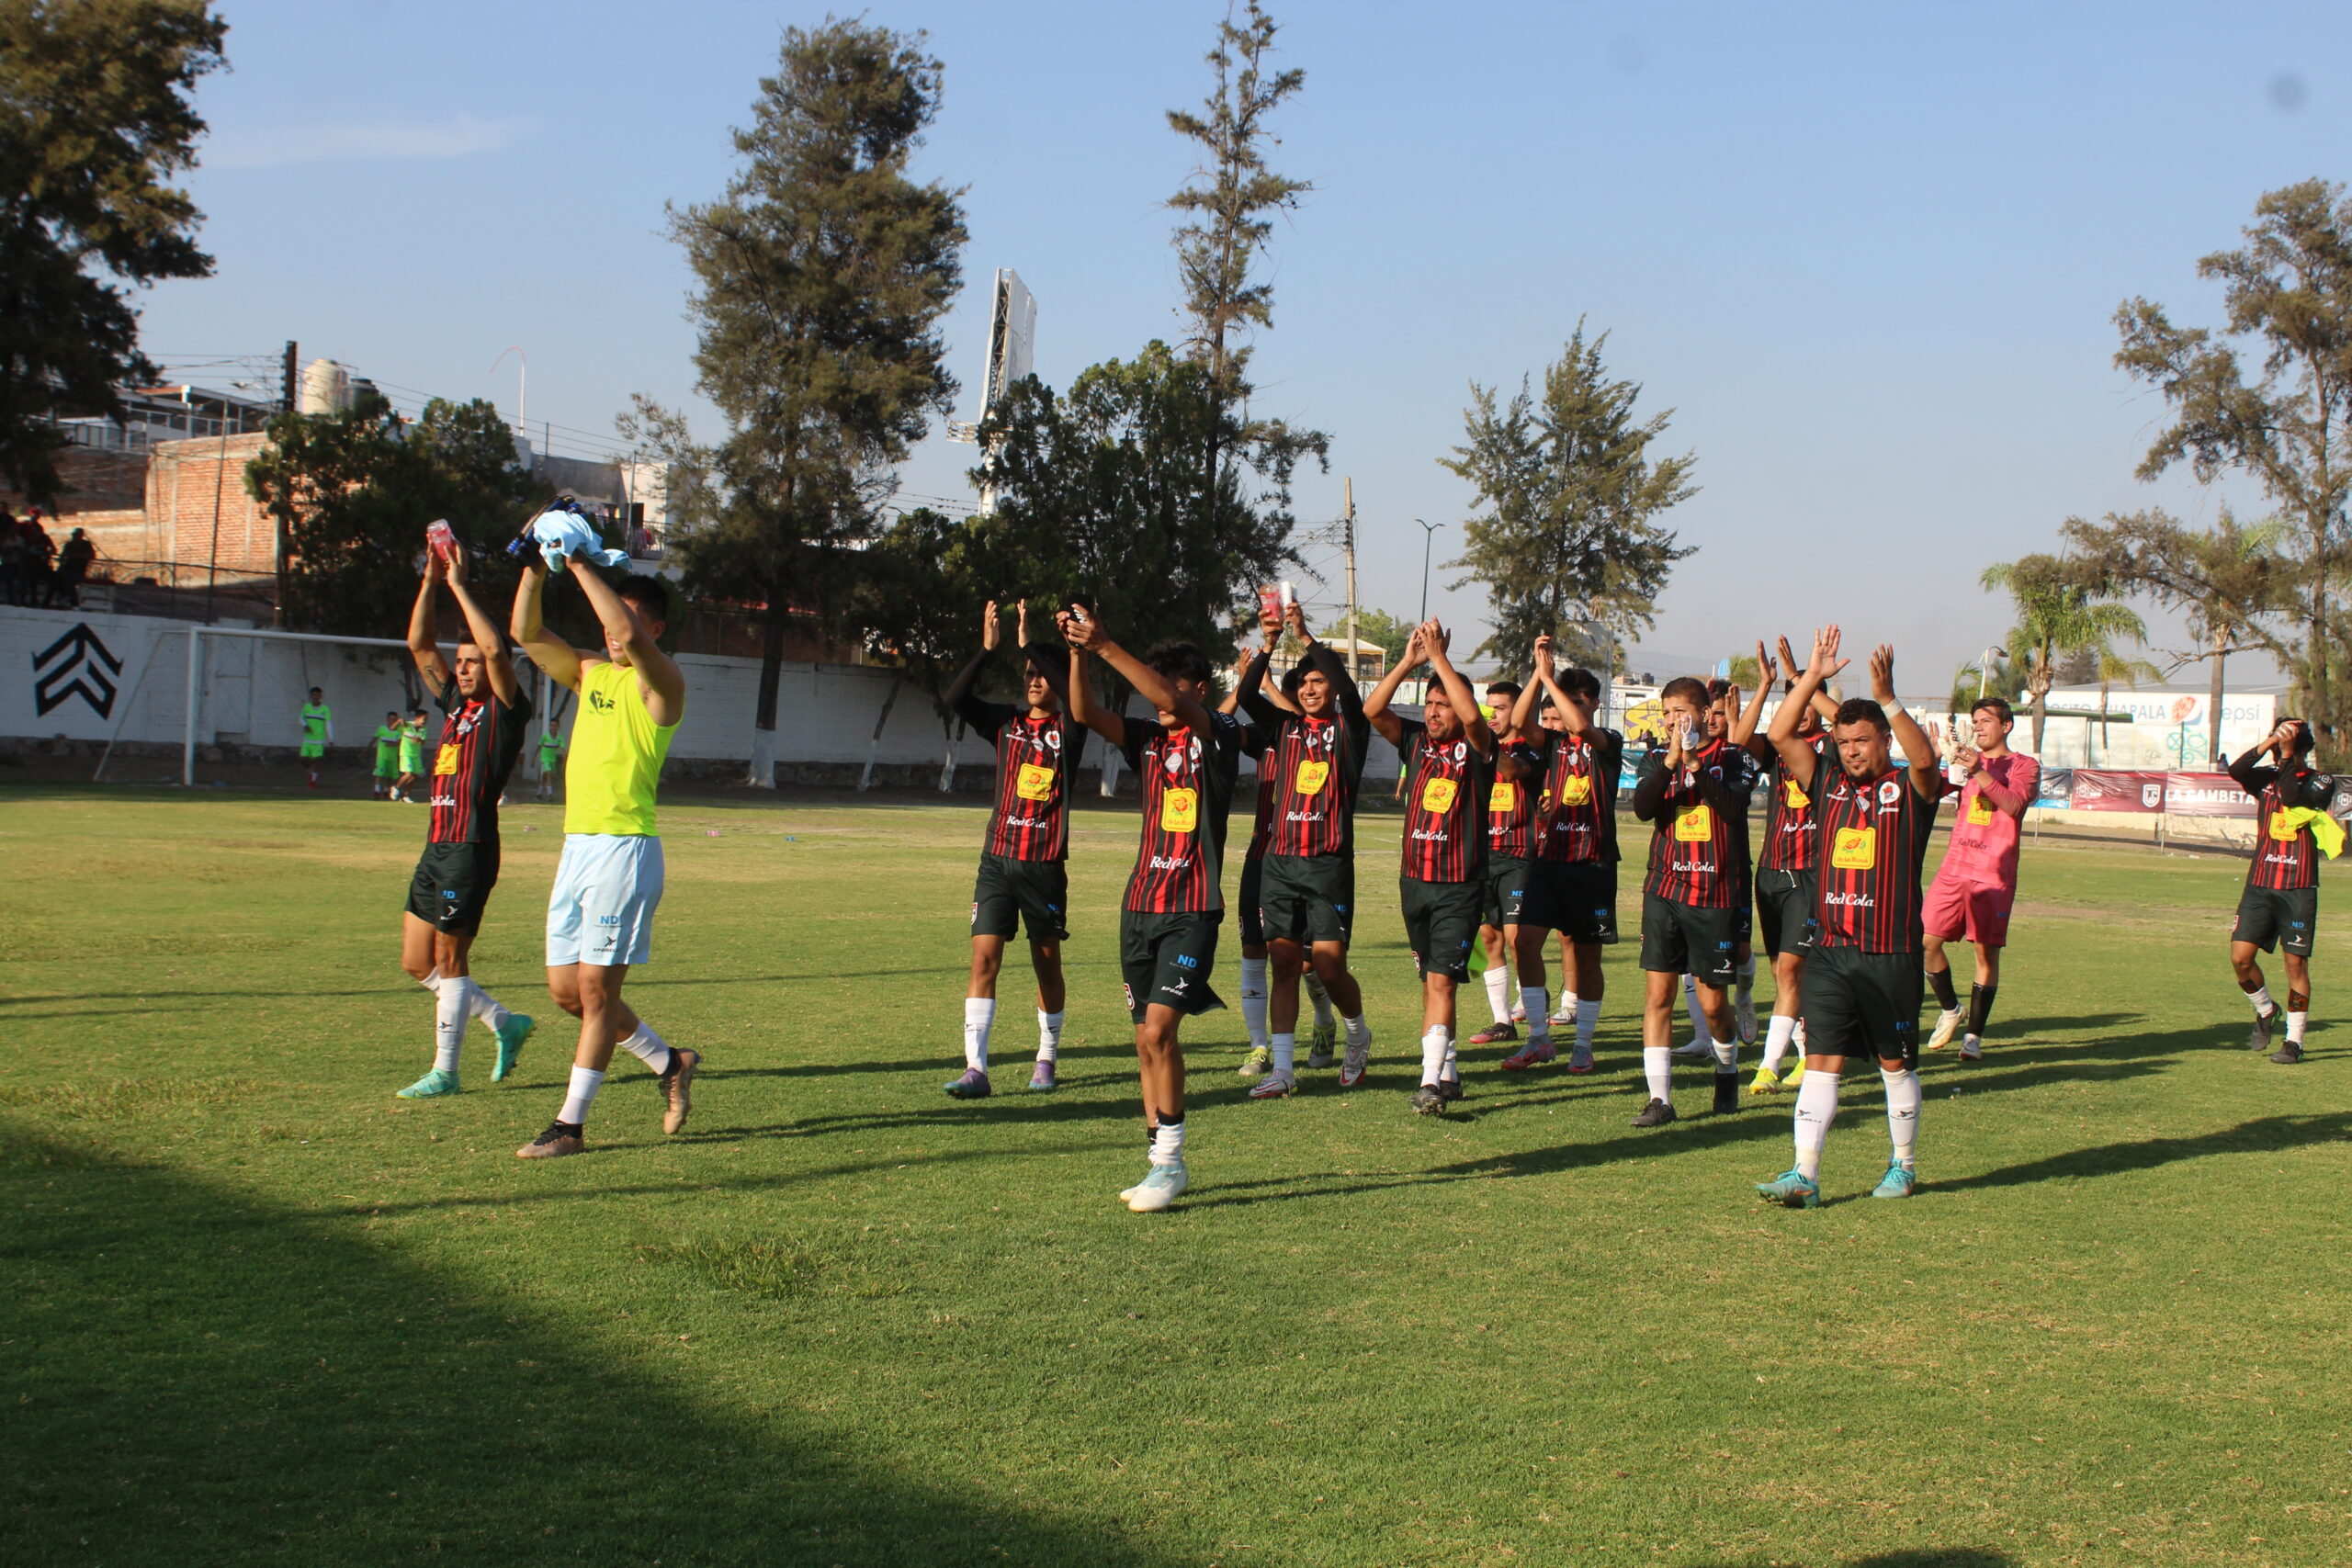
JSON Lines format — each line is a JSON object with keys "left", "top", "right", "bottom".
{"left": 2233, "top": 884, "right": 2318, "bottom": 957}
{"left": 1118, "top": 908, "right": 1225, "bottom": 1022}
{"left": 405, "top": 840, "right": 499, "bottom": 936}
{"left": 1526, "top": 859, "right": 1620, "bottom": 944}
{"left": 1401, "top": 876, "right": 1484, "bottom": 982}
{"left": 1259, "top": 852, "right": 1353, "bottom": 947}
{"left": 1638, "top": 890, "right": 1739, "bottom": 985}
{"left": 1755, "top": 866, "right": 1817, "bottom": 959}
{"left": 1238, "top": 853, "right": 1266, "bottom": 947}
{"left": 1483, "top": 853, "right": 1535, "bottom": 928}
{"left": 971, "top": 852, "right": 1069, "bottom": 942}
{"left": 1804, "top": 942, "right": 1922, "bottom": 1066}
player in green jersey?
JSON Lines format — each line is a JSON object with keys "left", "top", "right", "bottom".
{"left": 372, "top": 712, "right": 402, "bottom": 799}
{"left": 298, "top": 688, "right": 333, "bottom": 789}
{"left": 535, "top": 725, "right": 564, "bottom": 803}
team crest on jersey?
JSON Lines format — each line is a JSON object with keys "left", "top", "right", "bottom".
{"left": 1043, "top": 728, "right": 1062, "bottom": 750}
{"left": 1450, "top": 740, "right": 1466, "bottom": 762}
{"left": 1877, "top": 779, "right": 1901, "bottom": 806}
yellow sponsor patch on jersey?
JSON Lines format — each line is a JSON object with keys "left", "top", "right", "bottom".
{"left": 1421, "top": 776, "right": 1459, "bottom": 814}
{"left": 1489, "top": 780, "right": 1517, "bottom": 813}
{"left": 1831, "top": 826, "right": 1878, "bottom": 869}
{"left": 1966, "top": 793, "right": 1994, "bottom": 827}
{"left": 1783, "top": 778, "right": 1810, "bottom": 810}
{"left": 1295, "top": 760, "right": 1330, "bottom": 796}
{"left": 1673, "top": 803, "right": 1713, "bottom": 841}
{"left": 2270, "top": 808, "right": 2300, "bottom": 841}
{"left": 1558, "top": 774, "right": 1592, "bottom": 807}
{"left": 433, "top": 743, "right": 460, "bottom": 776}
{"left": 1159, "top": 786, "right": 1199, "bottom": 833}
{"left": 1015, "top": 761, "right": 1057, "bottom": 801}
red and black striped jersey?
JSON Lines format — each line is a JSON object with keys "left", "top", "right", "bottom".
{"left": 949, "top": 649, "right": 1075, "bottom": 861}
{"left": 2229, "top": 754, "right": 2337, "bottom": 891}
{"left": 1243, "top": 725, "right": 1279, "bottom": 862}
{"left": 1120, "top": 712, "right": 1245, "bottom": 914}
{"left": 1487, "top": 741, "right": 1541, "bottom": 859}
{"left": 1760, "top": 737, "right": 1828, "bottom": 872}
{"left": 1524, "top": 728, "right": 1624, "bottom": 865}
{"left": 1811, "top": 763, "right": 1939, "bottom": 952}
{"left": 1260, "top": 712, "right": 1369, "bottom": 857}
{"left": 1396, "top": 718, "right": 1495, "bottom": 883}
{"left": 1633, "top": 739, "right": 1759, "bottom": 908}
{"left": 426, "top": 685, "right": 530, "bottom": 846}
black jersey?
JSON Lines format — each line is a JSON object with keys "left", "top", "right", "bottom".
{"left": 427, "top": 684, "right": 530, "bottom": 846}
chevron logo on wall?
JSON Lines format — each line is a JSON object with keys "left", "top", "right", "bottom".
{"left": 33, "top": 623, "right": 124, "bottom": 719}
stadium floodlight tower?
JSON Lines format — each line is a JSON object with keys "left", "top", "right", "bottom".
{"left": 946, "top": 268, "right": 1037, "bottom": 513}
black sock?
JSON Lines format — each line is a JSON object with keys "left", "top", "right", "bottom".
{"left": 1967, "top": 984, "right": 1997, "bottom": 1036}
{"left": 1159, "top": 1111, "right": 1183, "bottom": 1126}
{"left": 1928, "top": 966, "right": 1959, "bottom": 1012}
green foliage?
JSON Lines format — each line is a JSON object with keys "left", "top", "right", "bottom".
{"left": 0, "top": 0, "right": 226, "bottom": 505}
{"left": 1346, "top": 607, "right": 1413, "bottom": 666}
{"left": 1442, "top": 321, "right": 1698, "bottom": 668}
{"left": 842, "top": 505, "right": 978, "bottom": 703}
{"left": 2115, "top": 179, "right": 2352, "bottom": 752}
{"left": 243, "top": 392, "right": 537, "bottom": 636}
{"left": 1979, "top": 552, "right": 2148, "bottom": 753}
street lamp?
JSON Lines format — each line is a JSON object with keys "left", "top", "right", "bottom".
{"left": 1415, "top": 518, "right": 1443, "bottom": 624}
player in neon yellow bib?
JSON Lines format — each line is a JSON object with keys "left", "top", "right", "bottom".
{"left": 510, "top": 534, "right": 692, "bottom": 1161}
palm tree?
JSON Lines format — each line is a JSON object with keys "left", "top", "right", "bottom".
{"left": 1980, "top": 553, "right": 2150, "bottom": 755}
{"left": 2089, "top": 649, "right": 2165, "bottom": 763}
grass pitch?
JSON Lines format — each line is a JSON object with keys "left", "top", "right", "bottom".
{"left": 3, "top": 785, "right": 2349, "bottom": 1568}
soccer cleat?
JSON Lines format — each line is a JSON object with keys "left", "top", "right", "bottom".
{"left": 944, "top": 1066, "right": 991, "bottom": 1100}
{"left": 1782, "top": 1057, "right": 1806, "bottom": 1089}
{"left": 2249, "top": 1006, "right": 2279, "bottom": 1053}
{"left": 1126, "top": 1162, "right": 1188, "bottom": 1213}
{"left": 1736, "top": 997, "right": 1758, "bottom": 1045}
{"left": 1668, "top": 1040, "right": 1715, "bottom": 1063}
{"left": 396, "top": 1067, "right": 460, "bottom": 1099}
{"left": 2269, "top": 1041, "right": 2304, "bottom": 1065}
{"left": 1310, "top": 1018, "right": 1339, "bottom": 1062}
{"left": 1712, "top": 1075, "right": 1740, "bottom": 1115}
{"left": 1238, "top": 1044, "right": 1272, "bottom": 1078}
{"left": 1566, "top": 1046, "right": 1596, "bottom": 1075}
{"left": 1871, "top": 1163, "right": 1917, "bottom": 1200}
{"left": 1499, "top": 1039, "right": 1557, "bottom": 1071}
{"left": 1747, "top": 1066, "right": 1783, "bottom": 1096}
{"left": 1958, "top": 1037, "right": 1984, "bottom": 1063}
{"left": 660, "top": 1047, "right": 700, "bottom": 1134}
{"left": 1510, "top": 1005, "right": 1528, "bottom": 1023}
{"left": 1029, "top": 1057, "right": 1059, "bottom": 1090}
{"left": 1547, "top": 1006, "right": 1575, "bottom": 1026}
{"left": 1755, "top": 1168, "right": 1820, "bottom": 1208}
{"left": 1248, "top": 1071, "right": 1295, "bottom": 1100}
{"left": 1410, "top": 1083, "right": 1447, "bottom": 1116}
{"left": 1438, "top": 1077, "right": 1464, "bottom": 1104}
{"left": 1630, "top": 1098, "right": 1677, "bottom": 1128}
{"left": 516, "top": 1122, "right": 584, "bottom": 1159}
{"left": 1467, "top": 1021, "right": 1518, "bottom": 1046}
{"left": 1339, "top": 1034, "right": 1372, "bottom": 1088}
{"left": 1927, "top": 1009, "right": 1964, "bottom": 1051}
{"left": 492, "top": 1013, "right": 534, "bottom": 1081}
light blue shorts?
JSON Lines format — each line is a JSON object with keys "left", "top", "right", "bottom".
{"left": 547, "top": 833, "right": 664, "bottom": 967}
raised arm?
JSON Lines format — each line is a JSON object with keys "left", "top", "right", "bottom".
{"left": 1965, "top": 750, "right": 2036, "bottom": 819}
{"left": 1065, "top": 604, "right": 1215, "bottom": 737}
{"left": 945, "top": 601, "right": 1009, "bottom": 736}
{"left": 1362, "top": 626, "right": 1424, "bottom": 747}
{"left": 1733, "top": 641, "right": 1773, "bottom": 756}
{"left": 443, "top": 546, "right": 519, "bottom": 705}
{"left": 1062, "top": 637, "right": 1129, "bottom": 749}
{"left": 573, "top": 566, "right": 684, "bottom": 728}
{"left": 1870, "top": 644, "right": 1940, "bottom": 800}
{"left": 1288, "top": 604, "right": 1365, "bottom": 723}
{"left": 1508, "top": 636, "right": 1556, "bottom": 737}
{"left": 1422, "top": 619, "right": 1493, "bottom": 754}
{"left": 1770, "top": 626, "right": 1847, "bottom": 790}
{"left": 407, "top": 559, "right": 454, "bottom": 703}
{"left": 510, "top": 558, "right": 583, "bottom": 693}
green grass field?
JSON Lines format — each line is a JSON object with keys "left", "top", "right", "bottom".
{"left": 4, "top": 785, "right": 2349, "bottom": 1568}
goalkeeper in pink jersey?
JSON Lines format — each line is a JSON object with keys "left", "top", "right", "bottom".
{"left": 1921, "top": 696, "right": 2040, "bottom": 1060}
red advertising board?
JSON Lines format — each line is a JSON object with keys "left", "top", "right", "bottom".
{"left": 2067, "top": 770, "right": 2257, "bottom": 818}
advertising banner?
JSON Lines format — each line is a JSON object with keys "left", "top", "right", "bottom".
{"left": 2067, "top": 770, "right": 2258, "bottom": 817}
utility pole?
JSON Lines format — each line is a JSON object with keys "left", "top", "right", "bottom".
{"left": 1343, "top": 477, "right": 1360, "bottom": 689}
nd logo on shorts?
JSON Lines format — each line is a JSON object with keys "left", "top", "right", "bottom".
{"left": 1674, "top": 803, "right": 1713, "bottom": 840}
{"left": 1159, "top": 785, "right": 1199, "bottom": 832}
{"left": 1295, "top": 760, "right": 1330, "bottom": 796}
{"left": 1832, "top": 826, "right": 1878, "bottom": 869}
{"left": 1015, "top": 762, "right": 1057, "bottom": 801}
{"left": 1558, "top": 774, "right": 1592, "bottom": 807}
{"left": 1421, "top": 776, "right": 1459, "bottom": 813}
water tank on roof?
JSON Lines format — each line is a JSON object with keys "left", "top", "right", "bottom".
{"left": 297, "top": 358, "right": 351, "bottom": 415}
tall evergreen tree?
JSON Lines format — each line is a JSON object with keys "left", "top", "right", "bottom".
{"left": 0, "top": 0, "right": 227, "bottom": 505}
{"left": 666, "top": 19, "right": 967, "bottom": 784}
{"left": 1442, "top": 322, "right": 1697, "bottom": 668}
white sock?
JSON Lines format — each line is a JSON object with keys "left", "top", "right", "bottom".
{"left": 1306, "top": 973, "right": 1335, "bottom": 1026}
{"left": 1150, "top": 1121, "right": 1186, "bottom": 1165}
{"left": 418, "top": 967, "right": 443, "bottom": 993}
{"left": 558, "top": 1065, "right": 605, "bottom": 1125}
{"left": 462, "top": 978, "right": 512, "bottom": 1032}
{"left": 1794, "top": 1016, "right": 1807, "bottom": 1052}
{"left": 1240, "top": 957, "right": 1270, "bottom": 1049}
{"left": 1762, "top": 1013, "right": 1797, "bottom": 1072}
{"left": 1343, "top": 1013, "right": 1371, "bottom": 1046}
{"left": 1482, "top": 965, "right": 1513, "bottom": 1025}
{"left": 963, "top": 998, "right": 995, "bottom": 1071}
{"left": 1881, "top": 1066, "right": 1920, "bottom": 1169}
{"left": 617, "top": 1021, "right": 673, "bottom": 1075}
{"left": 433, "top": 976, "right": 468, "bottom": 1074}
{"left": 1682, "top": 975, "right": 1706, "bottom": 1046}
{"left": 1575, "top": 998, "right": 1600, "bottom": 1054}
{"left": 1441, "top": 1039, "right": 1459, "bottom": 1083}
{"left": 1712, "top": 1034, "right": 1738, "bottom": 1074}
{"left": 1793, "top": 1070, "right": 1841, "bottom": 1179}
{"left": 1521, "top": 987, "right": 1550, "bottom": 1041}
{"left": 1037, "top": 1010, "right": 1064, "bottom": 1061}
{"left": 1419, "top": 1025, "right": 1450, "bottom": 1087}
{"left": 1736, "top": 955, "right": 1756, "bottom": 1006}
{"left": 1272, "top": 1031, "right": 1295, "bottom": 1077}
{"left": 2289, "top": 1010, "right": 2308, "bottom": 1045}
{"left": 2248, "top": 985, "right": 2275, "bottom": 1014}
{"left": 1643, "top": 1043, "right": 1672, "bottom": 1101}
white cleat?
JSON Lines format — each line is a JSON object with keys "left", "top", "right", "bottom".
{"left": 1248, "top": 1071, "right": 1296, "bottom": 1100}
{"left": 1339, "top": 1031, "right": 1372, "bottom": 1088}
{"left": 1736, "top": 997, "right": 1758, "bottom": 1045}
{"left": 1927, "top": 1008, "right": 1964, "bottom": 1051}
{"left": 1668, "top": 1039, "right": 1715, "bottom": 1063}
{"left": 1126, "top": 1162, "right": 1189, "bottom": 1213}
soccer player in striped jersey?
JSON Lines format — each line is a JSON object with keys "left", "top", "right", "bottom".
{"left": 1670, "top": 674, "right": 1771, "bottom": 1061}
{"left": 942, "top": 599, "right": 1074, "bottom": 1097}
{"left": 2226, "top": 718, "right": 2337, "bottom": 1064}
{"left": 1231, "top": 634, "right": 1329, "bottom": 1077}
{"left": 1755, "top": 627, "right": 1943, "bottom": 1206}
{"left": 392, "top": 547, "right": 535, "bottom": 1100}
{"left": 1627, "top": 672, "right": 1761, "bottom": 1124}
{"left": 1241, "top": 604, "right": 1377, "bottom": 1098}
{"left": 1747, "top": 637, "right": 1838, "bottom": 1093}
{"left": 1922, "top": 696, "right": 2041, "bottom": 1062}
{"left": 1468, "top": 679, "right": 1537, "bottom": 1046}
{"left": 1366, "top": 620, "right": 1497, "bottom": 1112}
{"left": 1059, "top": 604, "right": 1245, "bottom": 1213}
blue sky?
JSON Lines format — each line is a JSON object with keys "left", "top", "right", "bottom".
{"left": 141, "top": 0, "right": 2346, "bottom": 685}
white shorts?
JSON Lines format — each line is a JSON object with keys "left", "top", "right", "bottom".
{"left": 547, "top": 833, "right": 664, "bottom": 967}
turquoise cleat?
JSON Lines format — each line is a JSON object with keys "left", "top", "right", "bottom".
{"left": 492, "top": 1014, "right": 534, "bottom": 1082}
{"left": 1754, "top": 1168, "right": 1820, "bottom": 1208}
{"left": 397, "top": 1067, "right": 460, "bottom": 1100}
{"left": 1125, "top": 1161, "right": 1189, "bottom": 1213}
{"left": 1871, "top": 1163, "right": 1917, "bottom": 1200}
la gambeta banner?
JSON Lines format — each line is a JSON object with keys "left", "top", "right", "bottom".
{"left": 2067, "top": 770, "right": 2257, "bottom": 818}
